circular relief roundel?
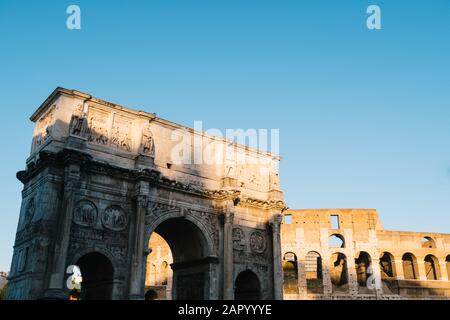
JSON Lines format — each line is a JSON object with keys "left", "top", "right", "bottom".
{"left": 250, "top": 231, "right": 266, "bottom": 254}
{"left": 73, "top": 200, "right": 97, "bottom": 227}
{"left": 102, "top": 205, "right": 128, "bottom": 231}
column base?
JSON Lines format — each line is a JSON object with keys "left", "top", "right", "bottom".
{"left": 42, "top": 288, "right": 68, "bottom": 300}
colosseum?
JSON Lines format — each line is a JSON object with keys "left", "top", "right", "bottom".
{"left": 6, "top": 87, "right": 450, "bottom": 300}
{"left": 146, "top": 209, "right": 450, "bottom": 300}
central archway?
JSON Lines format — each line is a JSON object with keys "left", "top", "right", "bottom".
{"left": 145, "top": 217, "right": 212, "bottom": 300}
{"left": 234, "top": 270, "right": 261, "bottom": 300}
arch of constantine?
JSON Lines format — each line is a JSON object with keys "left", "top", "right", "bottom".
{"left": 6, "top": 88, "right": 450, "bottom": 300}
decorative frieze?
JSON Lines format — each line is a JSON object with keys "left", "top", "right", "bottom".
{"left": 33, "top": 107, "right": 55, "bottom": 148}
{"left": 111, "top": 115, "right": 132, "bottom": 152}
{"left": 87, "top": 108, "right": 109, "bottom": 145}
{"left": 147, "top": 202, "right": 181, "bottom": 218}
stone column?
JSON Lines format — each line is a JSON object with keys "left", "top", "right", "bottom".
{"left": 129, "top": 182, "right": 149, "bottom": 300}
{"left": 394, "top": 259, "right": 405, "bottom": 280}
{"left": 439, "top": 261, "right": 448, "bottom": 281}
{"left": 271, "top": 213, "right": 283, "bottom": 300}
{"left": 223, "top": 210, "right": 234, "bottom": 300}
{"left": 417, "top": 260, "right": 427, "bottom": 280}
{"left": 296, "top": 252, "right": 308, "bottom": 298}
{"left": 346, "top": 252, "right": 359, "bottom": 296}
{"left": 370, "top": 258, "right": 383, "bottom": 297}
{"left": 322, "top": 253, "right": 333, "bottom": 296}
{"left": 45, "top": 161, "right": 81, "bottom": 299}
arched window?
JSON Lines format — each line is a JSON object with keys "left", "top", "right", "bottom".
{"left": 284, "top": 214, "right": 293, "bottom": 225}
{"left": 160, "top": 261, "right": 169, "bottom": 285}
{"left": 355, "top": 251, "right": 372, "bottom": 287}
{"left": 402, "top": 253, "right": 418, "bottom": 280}
{"left": 305, "top": 251, "right": 323, "bottom": 294}
{"left": 421, "top": 237, "right": 436, "bottom": 249}
{"left": 330, "top": 253, "right": 348, "bottom": 293}
{"left": 379, "top": 252, "right": 396, "bottom": 278}
{"left": 424, "top": 255, "right": 441, "bottom": 280}
{"left": 328, "top": 234, "right": 345, "bottom": 248}
{"left": 282, "top": 252, "right": 298, "bottom": 294}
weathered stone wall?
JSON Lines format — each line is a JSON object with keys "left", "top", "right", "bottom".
{"left": 281, "top": 209, "right": 450, "bottom": 300}
{"left": 7, "top": 87, "right": 286, "bottom": 300}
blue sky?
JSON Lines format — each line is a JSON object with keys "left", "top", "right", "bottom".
{"left": 1, "top": 0, "right": 449, "bottom": 271}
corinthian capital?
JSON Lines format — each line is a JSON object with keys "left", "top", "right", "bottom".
{"left": 270, "top": 213, "right": 283, "bottom": 230}
{"left": 135, "top": 195, "right": 148, "bottom": 209}
{"left": 224, "top": 211, "right": 234, "bottom": 224}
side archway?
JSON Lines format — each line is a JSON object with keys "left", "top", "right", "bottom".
{"left": 76, "top": 252, "right": 114, "bottom": 300}
{"left": 234, "top": 270, "right": 261, "bottom": 300}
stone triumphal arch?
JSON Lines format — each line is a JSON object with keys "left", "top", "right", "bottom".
{"left": 7, "top": 87, "right": 286, "bottom": 300}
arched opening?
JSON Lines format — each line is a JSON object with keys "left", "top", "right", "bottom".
{"left": 402, "top": 253, "right": 419, "bottom": 280}
{"left": 421, "top": 237, "right": 436, "bottom": 249}
{"left": 355, "top": 251, "right": 372, "bottom": 286}
{"left": 355, "top": 251, "right": 373, "bottom": 293}
{"left": 379, "top": 252, "right": 398, "bottom": 294}
{"left": 446, "top": 256, "right": 450, "bottom": 280}
{"left": 282, "top": 252, "right": 298, "bottom": 294}
{"left": 305, "top": 251, "right": 323, "bottom": 294}
{"left": 380, "top": 252, "right": 396, "bottom": 279}
{"left": 330, "top": 253, "right": 348, "bottom": 293}
{"left": 328, "top": 234, "right": 345, "bottom": 248}
{"left": 76, "top": 252, "right": 114, "bottom": 300}
{"left": 234, "top": 270, "right": 261, "bottom": 300}
{"left": 424, "top": 255, "right": 441, "bottom": 280}
{"left": 145, "top": 289, "right": 158, "bottom": 300}
{"left": 145, "top": 218, "right": 211, "bottom": 300}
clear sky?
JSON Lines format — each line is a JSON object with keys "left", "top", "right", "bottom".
{"left": 1, "top": 0, "right": 449, "bottom": 271}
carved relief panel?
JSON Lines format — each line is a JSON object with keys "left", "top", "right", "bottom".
{"left": 250, "top": 231, "right": 266, "bottom": 254}
{"left": 33, "top": 107, "right": 55, "bottom": 148}
{"left": 110, "top": 115, "right": 132, "bottom": 152}
{"left": 87, "top": 108, "right": 110, "bottom": 145}
{"left": 233, "top": 228, "right": 246, "bottom": 251}
{"left": 22, "top": 197, "right": 35, "bottom": 229}
{"left": 73, "top": 200, "right": 98, "bottom": 227}
{"left": 102, "top": 205, "right": 128, "bottom": 231}
{"left": 69, "top": 197, "right": 130, "bottom": 270}
{"left": 233, "top": 226, "right": 270, "bottom": 275}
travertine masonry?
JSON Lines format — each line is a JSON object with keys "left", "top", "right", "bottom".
{"left": 281, "top": 209, "right": 450, "bottom": 300}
